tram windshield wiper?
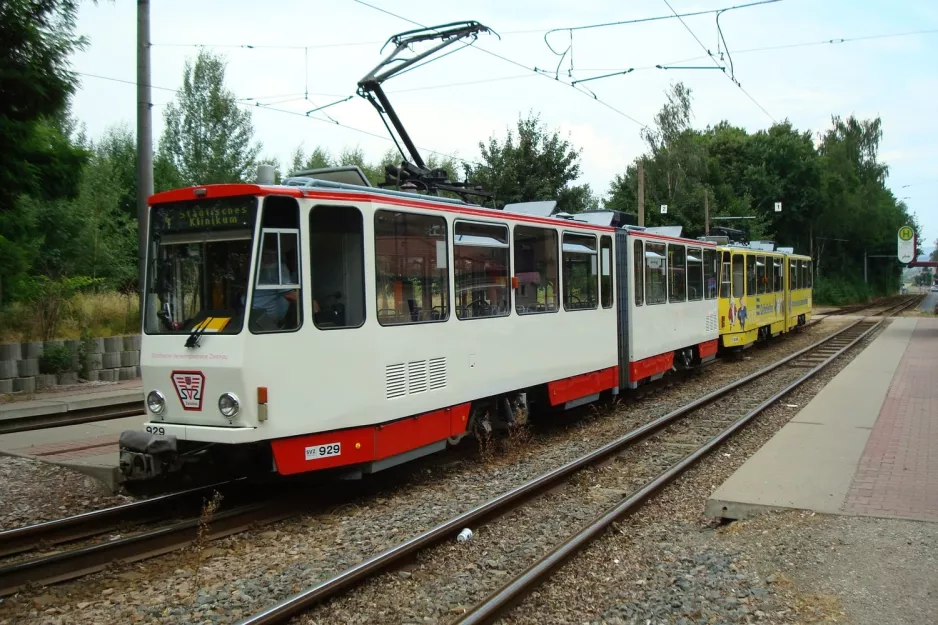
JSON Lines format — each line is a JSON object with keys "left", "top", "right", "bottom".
{"left": 184, "top": 317, "right": 214, "bottom": 349}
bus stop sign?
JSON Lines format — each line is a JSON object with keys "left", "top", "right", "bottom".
{"left": 897, "top": 225, "right": 915, "bottom": 264}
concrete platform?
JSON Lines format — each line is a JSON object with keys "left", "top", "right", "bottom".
{"left": 707, "top": 317, "right": 938, "bottom": 523}
{"left": 919, "top": 290, "right": 938, "bottom": 312}
{"left": 0, "top": 380, "right": 142, "bottom": 422}
{"left": 0, "top": 414, "right": 145, "bottom": 491}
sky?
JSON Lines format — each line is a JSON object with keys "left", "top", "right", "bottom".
{"left": 69, "top": 0, "right": 937, "bottom": 253}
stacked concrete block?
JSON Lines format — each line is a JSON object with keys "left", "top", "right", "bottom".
{"left": 57, "top": 372, "right": 78, "bottom": 385}
{"left": 0, "top": 343, "right": 23, "bottom": 393}
{"left": 36, "top": 374, "right": 58, "bottom": 390}
{"left": 0, "top": 333, "right": 143, "bottom": 394}
{"left": 101, "top": 352, "right": 122, "bottom": 369}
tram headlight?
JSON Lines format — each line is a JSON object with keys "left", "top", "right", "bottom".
{"left": 147, "top": 390, "right": 166, "bottom": 415}
{"left": 218, "top": 393, "right": 240, "bottom": 418}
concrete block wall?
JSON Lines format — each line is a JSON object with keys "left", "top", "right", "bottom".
{"left": 0, "top": 335, "right": 143, "bottom": 394}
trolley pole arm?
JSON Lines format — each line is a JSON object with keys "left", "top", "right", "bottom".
{"left": 356, "top": 21, "right": 495, "bottom": 171}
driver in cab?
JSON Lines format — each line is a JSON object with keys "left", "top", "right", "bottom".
{"left": 252, "top": 247, "right": 301, "bottom": 329}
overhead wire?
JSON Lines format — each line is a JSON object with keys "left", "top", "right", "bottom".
{"left": 661, "top": 0, "right": 777, "bottom": 122}
{"left": 150, "top": 40, "right": 381, "bottom": 50}
{"left": 348, "top": 0, "right": 649, "bottom": 128}
{"left": 569, "top": 27, "right": 938, "bottom": 73}
{"left": 73, "top": 71, "right": 481, "bottom": 170}
{"left": 541, "top": 0, "right": 783, "bottom": 79}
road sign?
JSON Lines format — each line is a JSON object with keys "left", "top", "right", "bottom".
{"left": 774, "top": 201, "right": 782, "bottom": 212}
{"left": 897, "top": 225, "right": 915, "bottom": 264}
{"left": 660, "top": 204, "right": 668, "bottom": 214}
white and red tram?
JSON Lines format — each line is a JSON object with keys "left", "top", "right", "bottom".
{"left": 120, "top": 169, "right": 718, "bottom": 485}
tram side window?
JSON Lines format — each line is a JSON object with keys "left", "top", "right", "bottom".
{"left": 721, "top": 252, "right": 732, "bottom": 299}
{"left": 668, "top": 244, "right": 686, "bottom": 302}
{"left": 756, "top": 255, "right": 766, "bottom": 295}
{"left": 807, "top": 260, "right": 813, "bottom": 288}
{"left": 455, "top": 221, "right": 510, "bottom": 320}
{"left": 801, "top": 260, "right": 810, "bottom": 290}
{"left": 562, "top": 233, "right": 598, "bottom": 310}
{"left": 374, "top": 210, "right": 448, "bottom": 325}
{"left": 309, "top": 205, "right": 365, "bottom": 330}
{"left": 514, "top": 226, "right": 558, "bottom": 314}
{"left": 600, "top": 236, "right": 613, "bottom": 308}
{"left": 773, "top": 258, "right": 783, "bottom": 293}
{"left": 633, "top": 240, "right": 644, "bottom": 306}
{"left": 732, "top": 254, "right": 744, "bottom": 299}
{"left": 687, "top": 247, "right": 703, "bottom": 301}
{"left": 790, "top": 259, "right": 798, "bottom": 290}
{"left": 746, "top": 255, "right": 756, "bottom": 296}
{"left": 645, "top": 242, "right": 667, "bottom": 304}
{"left": 250, "top": 196, "right": 302, "bottom": 334}
{"left": 704, "top": 249, "right": 717, "bottom": 299}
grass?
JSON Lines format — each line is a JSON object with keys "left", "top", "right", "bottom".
{"left": 0, "top": 291, "right": 140, "bottom": 342}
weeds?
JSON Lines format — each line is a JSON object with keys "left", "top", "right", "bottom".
{"left": 0, "top": 290, "right": 140, "bottom": 342}
{"left": 476, "top": 411, "right": 495, "bottom": 466}
{"left": 191, "top": 490, "right": 224, "bottom": 595}
{"left": 503, "top": 401, "right": 532, "bottom": 459}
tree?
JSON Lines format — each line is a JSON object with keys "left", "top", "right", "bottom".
{"left": 606, "top": 82, "right": 712, "bottom": 234}
{"left": 158, "top": 49, "right": 262, "bottom": 185}
{"left": 289, "top": 144, "right": 333, "bottom": 174}
{"left": 930, "top": 239, "right": 938, "bottom": 263}
{"left": 0, "top": 0, "right": 88, "bottom": 212}
{"left": 465, "top": 112, "right": 596, "bottom": 212}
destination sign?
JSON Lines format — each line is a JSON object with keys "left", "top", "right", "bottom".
{"left": 152, "top": 197, "right": 257, "bottom": 233}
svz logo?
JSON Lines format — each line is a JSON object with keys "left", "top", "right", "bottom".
{"left": 171, "top": 370, "right": 205, "bottom": 411}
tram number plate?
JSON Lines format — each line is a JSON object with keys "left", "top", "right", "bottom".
{"left": 305, "top": 443, "right": 341, "bottom": 461}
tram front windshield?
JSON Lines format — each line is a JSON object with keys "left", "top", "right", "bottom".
{"left": 144, "top": 196, "right": 258, "bottom": 335}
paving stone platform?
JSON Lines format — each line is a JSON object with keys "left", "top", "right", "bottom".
{"left": 707, "top": 316, "right": 938, "bottom": 523}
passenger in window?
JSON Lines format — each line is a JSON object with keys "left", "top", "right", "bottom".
{"left": 253, "top": 247, "right": 298, "bottom": 327}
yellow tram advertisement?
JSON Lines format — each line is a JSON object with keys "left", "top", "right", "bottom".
{"left": 717, "top": 246, "right": 812, "bottom": 350}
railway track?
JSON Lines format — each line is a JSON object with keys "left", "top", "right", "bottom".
{"left": 0, "top": 311, "right": 906, "bottom": 605}
{"left": 825, "top": 293, "right": 918, "bottom": 318}
{"left": 235, "top": 314, "right": 891, "bottom": 625}
{"left": 0, "top": 399, "right": 144, "bottom": 436}
{"left": 0, "top": 476, "right": 319, "bottom": 597}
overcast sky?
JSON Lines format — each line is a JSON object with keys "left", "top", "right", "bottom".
{"left": 70, "top": 0, "right": 937, "bottom": 251}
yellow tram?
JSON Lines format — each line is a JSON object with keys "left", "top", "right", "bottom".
{"left": 716, "top": 244, "right": 812, "bottom": 350}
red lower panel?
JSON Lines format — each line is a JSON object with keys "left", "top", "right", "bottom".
{"left": 629, "top": 352, "right": 674, "bottom": 383}
{"left": 547, "top": 366, "right": 618, "bottom": 406}
{"left": 270, "top": 403, "right": 471, "bottom": 475}
{"left": 698, "top": 339, "right": 719, "bottom": 359}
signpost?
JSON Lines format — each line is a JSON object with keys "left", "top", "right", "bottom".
{"left": 897, "top": 225, "right": 915, "bottom": 264}
{"left": 774, "top": 201, "right": 782, "bottom": 212}
{"left": 660, "top": 204, "right": 668, "bottom": 214}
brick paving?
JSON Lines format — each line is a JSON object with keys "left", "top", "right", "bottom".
{"left": 843, "top": 318, "right": 938, "bottom": 521}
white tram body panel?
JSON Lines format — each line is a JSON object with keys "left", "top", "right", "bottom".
{"left": 130, "top": 180, "right": 719, "bottom": 481}
{"left": 138, "top": 185, "right": 618, "bottom": 463}
{"left": 622, "top": 232, "right": 719, "bottom": 386}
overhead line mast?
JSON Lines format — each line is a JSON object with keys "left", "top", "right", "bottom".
{"left": 357, "top": 21, "right": 497, "bottom": 203}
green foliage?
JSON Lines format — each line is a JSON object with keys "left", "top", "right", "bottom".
{"left": 464, "top": 111, "right": 598, "bottom": 213}
{"left": 39, "top": 343, "right": 72, "bottom": 374}
{"left": 606, "top": 82, "right": 914, "bottom": 304}
{"left": 814, "top": 277, "right": 871, "bottom": 306}
{"left": 914, "top": 270, "right": 934, "bottom": 287}
{"left": 22, "top": 275, "right": 98, "bottom": 341}
{"left": 77, "top": 327, "right": 94, "bottom": 379}
{"left": 0, "top": 0, "right": 88, "bottom": 212}
{"left": 158, "top": 49, "right": 262, "bottom": 185}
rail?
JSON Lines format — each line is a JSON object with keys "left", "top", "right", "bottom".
{"left": 236, "top": 315, "right": 887, "bottom": 625}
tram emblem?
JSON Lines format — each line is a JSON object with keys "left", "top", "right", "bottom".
{"left": 171, "top": 370, "right": 206, "bottom": 411}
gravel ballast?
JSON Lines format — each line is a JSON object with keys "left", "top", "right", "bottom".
{"left": 0, "top": 318, "right": 895, "bottom": 625}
